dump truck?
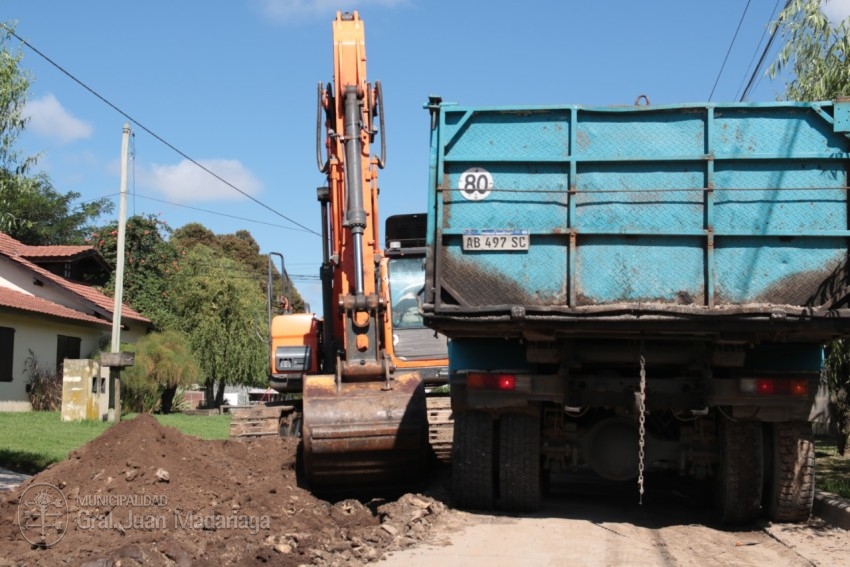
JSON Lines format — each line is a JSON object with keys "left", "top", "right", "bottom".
{"left": 421, "top": 96, "right": 850, "bottom": 524}
{"left": 238, "top": 12, "right": 449, "bottom": 494}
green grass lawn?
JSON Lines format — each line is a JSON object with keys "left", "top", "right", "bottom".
{"left": 0, "top": 411, "right": 231, "bottom": 475}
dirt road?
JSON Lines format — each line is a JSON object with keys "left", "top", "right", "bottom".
{"left": 378, "top": 475, "right": 850, "bottom": 567}
{"left": 2, "top": 416, "right": 848, "bottom": 566}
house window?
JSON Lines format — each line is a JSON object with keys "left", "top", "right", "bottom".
{"left": 0, "top": 327, "right": 14, "bottom": 382}
{"left": 56, "top": 335, "right": 81, "bottom": 372}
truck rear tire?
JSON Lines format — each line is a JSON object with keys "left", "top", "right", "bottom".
{"left": 764, "top": 421, "right": 815, "bottom": 523}
{"left": 714, "top": 419, "right": 763, "bottom": 525}
{"left": 452, "top": 410, "right": 495, "bottom": 510}
{"left": 498, "top": 412, "right": 541, "bottom": 513}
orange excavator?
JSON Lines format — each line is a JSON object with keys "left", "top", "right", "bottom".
{"left": 255, "top": 11, "right": 450, "bottom": 493}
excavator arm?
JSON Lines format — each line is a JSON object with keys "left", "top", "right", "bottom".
{"left": 314, "top": 12, "right": 385, "bottom": 377}
{"left": 300, "top": 11, "right": 429, "bottom": 493}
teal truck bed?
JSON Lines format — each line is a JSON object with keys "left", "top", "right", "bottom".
{"left": 423, "top": 98, "right": 850, "bottom": 341}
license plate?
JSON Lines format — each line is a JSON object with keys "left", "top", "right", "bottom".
{"left": 462, "top": 229, "right": 530, "bottom": 251}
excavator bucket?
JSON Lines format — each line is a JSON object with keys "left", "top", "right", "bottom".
{"left": 302, "top": 372, "right": 429, "bottom": 493}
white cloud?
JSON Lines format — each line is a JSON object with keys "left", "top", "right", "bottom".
{"left": 140, "top": 159, "right": 264, "bottom": 203}
{"left": 257, "top": 0, "right": 406, "bottom": 23}
{"left": 23, "top": 94, "right": 93, "bottom": 144}
{"left": 822, "top": 0, "right": 850, "bottom": 23}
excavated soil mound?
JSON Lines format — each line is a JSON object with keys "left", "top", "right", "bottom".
{"left": 0, "top": 414, "right": 450, "bottom": 566}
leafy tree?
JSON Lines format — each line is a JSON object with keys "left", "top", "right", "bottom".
{"left": 170, "top": 222, "right": 215, "bottom": 251}
{"left": 771, "top": 1, "right": 850, "bottom": 451}
{"left": 0, "top": 21, "right": 39, "bottom": 232}
{"left": 769, "top": 0, "right": 850, "bottom": 100}
{"left": 121, "top": 330, "right": 201, "bottom": 414}
{"left": 0, "top": 21, "right": 107, "bottom": 242}
{"left": 824, "top": 339, "right": 850, "bottom": 454}
{"left": 219, "top": 230, "right": 262, "bottom": 272}
{"left": 4, "top": 174, "right": 113, "bottom": 245}
{"left": 171, "top": 223, "right": 306, "bottom": 313}
{"left": 169, "top": 244, "right": 267, "bottom": 407}
{"left": 91, "top": 214, "right": 179, "bottom": 329}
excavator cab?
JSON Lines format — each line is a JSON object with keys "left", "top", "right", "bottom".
{"left": 382, "top": 214, "right": 452, "bottom": 461}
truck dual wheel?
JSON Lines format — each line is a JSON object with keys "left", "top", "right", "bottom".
{"left": 763, "top": 421, "right": 815, "bottom": 523}
{"left": 714, "top": 419, "right": 764, "bottom": 525}
{"left": 452, "top": 410, "right": 495, "bottom": 510}
{"left": 498, "top": 412, "right": 541, "bottom": 512}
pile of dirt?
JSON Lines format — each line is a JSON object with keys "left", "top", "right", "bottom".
{"left": 0, "top": 414, "right": 450, "bottom": 566}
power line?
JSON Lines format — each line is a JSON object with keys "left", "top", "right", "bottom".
{"left": 172, "top": 258, "right": 317, "bottom": 277}
{"left": 2, "top": 24, "right": 321, "bottom": 237}
{"left": 709, "top": 0, "right": 753, "bottom": 101}
{"left": 77, "top": 192, "right": 315, "bottom": 233}
{"left": 129, "top": 194, "right": 318, "bottom": 233}
{"left": 735, "top": 0, "right": 782, "bottom": 101}
{"left": 740, "top": 0, "right": 792, "bottom": 101}
{"left": 166, "top": 271, "right": 320, "bottom": 282}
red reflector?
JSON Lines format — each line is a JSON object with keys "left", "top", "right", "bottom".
{"left": 467, "top": 372, "right": 517, "bottom": 391}
{"left": 790, "top": 380, "right": 808, "bottom": 396}
{"left": 755, "top": 378, "right": 808, "bottom": 396}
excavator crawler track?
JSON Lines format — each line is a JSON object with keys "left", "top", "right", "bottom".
{"left": 229, "top": 403, "right": 300, "bottom": 439}
{"left": 426, "top": 395, "right": 454, "bottom": 463}
{"left": 228, "top": 397, "right": 453, "bottom": 472}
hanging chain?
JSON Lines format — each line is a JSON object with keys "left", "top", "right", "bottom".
{"left": 638, "top": 354, "right": 647, "bottom": 505}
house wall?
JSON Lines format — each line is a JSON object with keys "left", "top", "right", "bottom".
{"left": 0, "top": 312, "right": 106, "bottom": 412}
{"left": 0, "top": 256, "right": 149, "bottom": 337}
{"left": 0, "top": 257, "right": 28, "bottom": 293}
{"left": 0, "top": 257, "right": 110, "bottom": 320}
{"left": 118, "top": 325, "right": 146, "bottom": 346}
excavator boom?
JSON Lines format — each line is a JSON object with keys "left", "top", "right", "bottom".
{"left": 298, "top": 11, "right": 431, "bottom": 493}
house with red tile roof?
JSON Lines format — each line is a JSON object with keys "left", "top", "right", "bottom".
{"left": 0, "top": 232, "right": 151, "bottom": 411}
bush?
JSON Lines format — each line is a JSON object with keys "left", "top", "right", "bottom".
{"left": 121, "top": 330, "right": 201, "bottom": 414}
{"left": 170, "top": 388, "right": 191, "bottom": 413}
{"left": 824, "top": 339, "right": 850, "bottom": 455}
{"left": 24, "top": 350, "right": 62, "bottom": 411}
{"left": 120, "top": 371, "right": 160, "bottom": 414}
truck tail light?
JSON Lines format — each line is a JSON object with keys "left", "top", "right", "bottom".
{"left": 739, "top": 378, "right": 809, "bottom": 396}
{"left": 467, "top": 372, "right": 516, "bottom": 391}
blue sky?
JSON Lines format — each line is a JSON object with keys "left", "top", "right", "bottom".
{"left": 5, "top": 0, "right": 850, "bottom": 310}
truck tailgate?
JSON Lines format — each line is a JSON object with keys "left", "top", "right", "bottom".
{"left": 423, "top": 100, "right": 850, "bottom": 336}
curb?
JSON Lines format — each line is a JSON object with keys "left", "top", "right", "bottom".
{"left": 813, "top": 490, "right": 850, "bottom": 530}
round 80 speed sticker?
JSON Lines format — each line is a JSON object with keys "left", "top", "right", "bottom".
{"left": 458, "top": 167, "right": 493, "bottom": 201}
